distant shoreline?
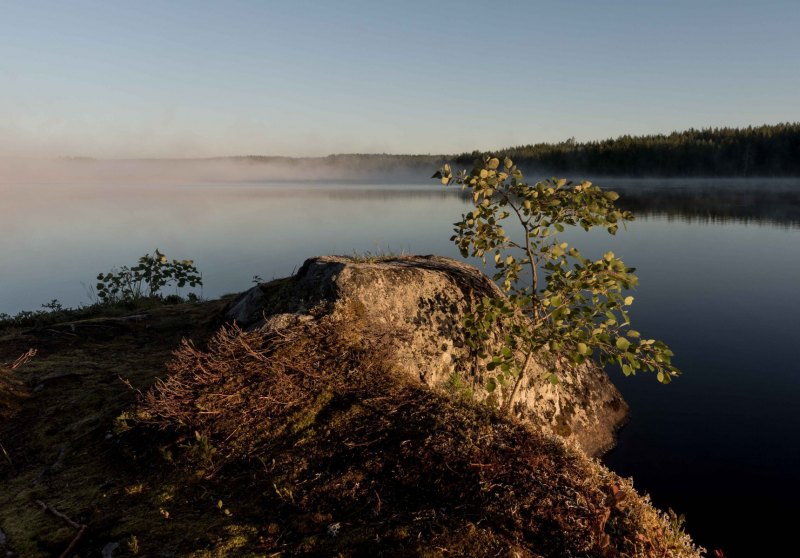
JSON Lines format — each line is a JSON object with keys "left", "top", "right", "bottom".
{"left": 4, "top": 122, "right": 800, "bottom": 179}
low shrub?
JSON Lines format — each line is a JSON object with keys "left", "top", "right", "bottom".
{"left": 95, "top": 249, "right": 202, "bottom": 304}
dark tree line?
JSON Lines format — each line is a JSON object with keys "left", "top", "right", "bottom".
{"left": 216, "top": 123, "right": 800, "bottom": 178}
{"left": 453, "top": 123, "right": 800, "bottom": 177}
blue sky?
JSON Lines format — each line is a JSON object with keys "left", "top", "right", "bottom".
{"left": 1, "top": 0, "right": 798, "bottom": 157}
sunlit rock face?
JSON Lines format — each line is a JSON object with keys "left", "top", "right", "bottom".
{"left": 227, "top": 255, "right": 628, "bottom": 456}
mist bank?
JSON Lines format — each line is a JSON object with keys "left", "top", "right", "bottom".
{"left": 4, "top": 123, "right": 800, "bottom": 184}
{"left": 4, "top": 156, "right": 800, "bottom": 189}
{"left": 5, "top": 156, "right": 800, "bottom": 228}
{"left": 0, "top": 155, "right": 447, "bottom": 185}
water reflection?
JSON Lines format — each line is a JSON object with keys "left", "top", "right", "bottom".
{"left": 3, "top": 180, "right": 800, "bottom": 316}
{"left": 618, "top": 187, "right": 800, "bottom": 228}
{"left": 214, "top": 181, "right": 800, "bottom": 227}
{"left": 257, "top": 181, "right": 800, "bottom": 227}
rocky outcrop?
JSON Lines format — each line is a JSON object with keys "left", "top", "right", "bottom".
{"left": 226, "top": 255, "right": 628, "bottom": 456}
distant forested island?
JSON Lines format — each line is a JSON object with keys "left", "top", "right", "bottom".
{"left": 226, "top": 122, "right": 800, "bottom": 177}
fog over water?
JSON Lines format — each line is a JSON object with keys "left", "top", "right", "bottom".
{"left": 0, "top": 156, "right": 438, "bottom": 186}
{"left": 3, "top": 159, "right": 800, "bottom": 315}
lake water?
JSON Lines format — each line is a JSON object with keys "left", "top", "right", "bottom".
{"left": 3, "top": 178, "right": 800, "bottom": 555}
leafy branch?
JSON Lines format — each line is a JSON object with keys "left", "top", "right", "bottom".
{"left": 434, "top": 156, "right": 678, "bottom": 412}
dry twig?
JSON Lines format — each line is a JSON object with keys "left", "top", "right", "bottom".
{"left": 35, "top": 499, "right": 88, "bottom": 558}
{"left": 2, "top": 349, "right": 37, "bottom": 372}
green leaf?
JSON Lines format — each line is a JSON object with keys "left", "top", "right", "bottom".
{"left": 615, "top": 337, "right": 631, "bottom": 351}
{"left": 486, "top": 378, "right": 497, "bottom": 392}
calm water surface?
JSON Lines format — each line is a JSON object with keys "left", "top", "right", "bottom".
{"left": 3, "top": 180, "right": 800, "bottom": 556}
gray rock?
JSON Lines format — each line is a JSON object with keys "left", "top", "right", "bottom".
{"left": 227, "top": 255, "right": 628, "bottom": 456}
{"left": 101, "top": 542, "right": 119, "bottom": 558}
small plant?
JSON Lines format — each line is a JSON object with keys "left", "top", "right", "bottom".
{"left": 41, "top": 299, "right": 63, "bottom": 312}
{"left": 273, "top": 481, "right": 295, "bottom": 504}
{"left": 95, "top": 249, "right": 202, "bottom": 304}
{"left": 445, "top": 372, "right": 475, "bottom": 401}
{"left": 0, "top": 305, "right": 76, "bottom": 329}
{"left": 667, "top": 508, "right": 687, "bottom": 535}
{"left": 126, "top": 534, "right": 140, "bottom": 555}
{"left": 217, "top": 499, "right": 232, "bottom": 516}
{"left": 434, "top": 157, "right": 678, "bottom": 411}
{"left": 181, "top": 430, "right": 217, "bottom": 476}
{"left": 347, "top": 248, "right": 407, "bottom": 263}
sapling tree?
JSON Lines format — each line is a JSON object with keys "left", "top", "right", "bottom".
{"left": 433, "top": 157, "right": 678, "bottom": 412}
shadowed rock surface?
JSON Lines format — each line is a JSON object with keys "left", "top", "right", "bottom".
{"left": 227, "top": 255, "right": 628, "bottom": 456}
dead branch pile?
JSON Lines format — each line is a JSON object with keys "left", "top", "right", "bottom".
{"left": 138, "top": 319, "right": 394, "bottom": 464}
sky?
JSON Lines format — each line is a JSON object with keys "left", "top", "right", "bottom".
{"left": 1, "top": 0, "right": 799, "bottom": 158}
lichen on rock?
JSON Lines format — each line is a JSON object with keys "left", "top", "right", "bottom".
{"left": 227, "top": 254, "right": 629, "bottom": 456}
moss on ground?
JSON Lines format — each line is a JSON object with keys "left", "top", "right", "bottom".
{"left": 0, "top": 298, "right": 703, "bottom": 557}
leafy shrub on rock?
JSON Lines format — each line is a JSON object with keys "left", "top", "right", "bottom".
{"left": 434, "top": 157, "right": 678, "bottom": 411}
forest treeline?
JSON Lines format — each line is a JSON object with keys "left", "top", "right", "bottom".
{"left": 227, "top": 123, "right": 800, "bottom": 177}
{"left": 453, "top": 123, "right": 800, "bottom": 177}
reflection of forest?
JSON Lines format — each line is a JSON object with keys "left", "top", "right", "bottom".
{"left": 616, "top": 187, "right": 800, "bottom": 227}
{"left": 258, "top": 184, "right": 800, "bottom": 227}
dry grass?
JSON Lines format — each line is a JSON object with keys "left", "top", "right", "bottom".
{"left": 131, "top": 314, "right": 703, "bottom": 557}
{"left": 0, "top": 299, "right": 232, "bottom": 557}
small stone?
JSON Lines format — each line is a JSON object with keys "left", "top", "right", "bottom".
{"left": 101, "top": 542, "right": 119, "bottom": 558}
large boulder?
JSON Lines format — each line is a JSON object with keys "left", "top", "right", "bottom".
{"left": 226, "top": 255, "right": 628, "bottom": 456}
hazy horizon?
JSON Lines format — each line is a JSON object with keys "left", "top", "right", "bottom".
{"left": 0, "top": 118, "right": 797, "bottom": 161}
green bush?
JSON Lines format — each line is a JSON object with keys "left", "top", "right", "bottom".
{"left": 95, "top": 249, "right": 202, "bottom": 304}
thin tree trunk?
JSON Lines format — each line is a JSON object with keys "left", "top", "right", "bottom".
{"left": 503, "top": 350, "right": 534, "bottom": 414}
